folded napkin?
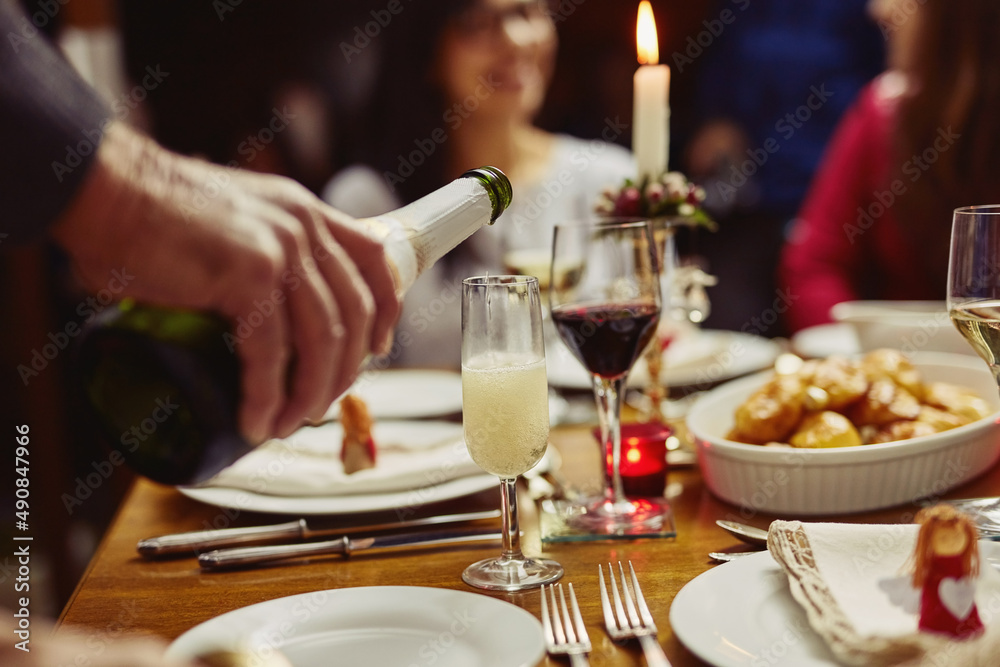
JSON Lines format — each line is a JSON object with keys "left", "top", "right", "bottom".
{"left": 768, "top": 520, "right": 1000, "bottom": 666}
{"left": 203, "top": 421, "right": 483, "bottom": 497}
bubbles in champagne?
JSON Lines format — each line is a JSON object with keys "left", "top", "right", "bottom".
{"left": 462, "top": 356, "right": 549, "bottom": 478}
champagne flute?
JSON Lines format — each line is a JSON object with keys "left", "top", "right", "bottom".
{"left": 948, "top": 205, "right": 1000, "bottom": 385}
{"left": 461, "top": 275, "right": 563, "bottom": 591}
{"left": 549, "top": 219, "right": 672, "bottom": 532}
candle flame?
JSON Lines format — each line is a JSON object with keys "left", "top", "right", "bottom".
{"left": 636, "top": 1, "right": 659, "bottom": 65}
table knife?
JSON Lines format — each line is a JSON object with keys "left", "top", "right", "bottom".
{"left": 137, "top": 509, "right": 500, "bottom": 557}
{"left": 197, "top": 527, "right": 501, "bottom": 570}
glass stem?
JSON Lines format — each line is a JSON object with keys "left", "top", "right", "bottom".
{"left": 594, "top": 375, "right": 628, "bottom": 506}
{"left": 499, "top": 477, "right": 523, "bottom": 561}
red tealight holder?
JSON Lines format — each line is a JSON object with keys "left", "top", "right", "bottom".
{"left": 593, "top": 421, "right": 671, "bottom": 497}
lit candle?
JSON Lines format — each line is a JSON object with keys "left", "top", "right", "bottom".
{"left": 633, "top": 0, "right": 670, "bottom": 184}
{"left": 594, "top": 422, "right": 671, "bottom": 497}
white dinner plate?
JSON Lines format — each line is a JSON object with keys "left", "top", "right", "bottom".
{"left": 179, "top": 472, "right": 496, "bottom": 516}
{"left": 672, "top": 544, "right": 1000, "bottom": 666}
{"left": 324, "top": 369, "right": 463, "bottom": 420}
{"left": 546, "top": 330, "right": 781, "bottom": 391}
{"left": 199, "top": 420, "right": 482, "bottom": 497}
{"left": 790, "top": 322, "right": 860, "bottom": 359}
{"left": 179, "top": 426, "right": 560, "bottom": 516}
{"left": 669, "top": 551, "right": 838, "bottom": 666}
{"left": 166, "top": 586, "right": 545, "bottom": 667}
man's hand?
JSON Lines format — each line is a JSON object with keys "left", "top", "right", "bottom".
{"left": 51, "top": 123, "right": 401, "bottom": 443}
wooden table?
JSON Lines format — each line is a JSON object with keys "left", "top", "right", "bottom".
{"left": 57, "top": 423, "right": 1000, "bottom": 666}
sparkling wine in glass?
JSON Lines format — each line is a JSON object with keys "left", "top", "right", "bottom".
{"left": 948, "top": 205, "right": 1000, "bottom": 386}
{"left": 461, "top": 275, "right": 563, "bottom": 590}
{"left": 549, "top": 219, "right": 672, "bottom": 532}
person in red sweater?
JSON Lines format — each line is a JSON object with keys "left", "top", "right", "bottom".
{"left": 779, "top": 0, "right": 1000, "bottom": 332}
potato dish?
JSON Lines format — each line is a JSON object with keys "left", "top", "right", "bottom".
{"left": 727, "top": 349, "right": 992, "bottom": 448}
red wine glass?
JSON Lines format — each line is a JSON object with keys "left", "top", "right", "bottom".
{"left": 549, "top": 219, "right": 672, "bottom": 532}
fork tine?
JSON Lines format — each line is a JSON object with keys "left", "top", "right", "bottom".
{"left": 608, "top": 562, "right": 629, "bottom": 630}
{"left": 541, "top": 584, "right": 555, "bottom": 644}
{"left": 617, "top": 561, "right": 642, "bottom": 628}
{"left": 549, "top": 584, "right": 568, "bottom": 644}
{"left": 598, "top": 564, "right": 616, "bottom": 632}
{"left": 558, "top": 585, "right": 577, "bottom": 643}
{"left": 628, "top": 561, "right": 657, "bottom": 628}
{"left": 568, "top": 583, "right": 590, "bottom": 645}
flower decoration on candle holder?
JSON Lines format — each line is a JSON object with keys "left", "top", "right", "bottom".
{"left": 594, "top": 171, "right": 715, "bottom": 230}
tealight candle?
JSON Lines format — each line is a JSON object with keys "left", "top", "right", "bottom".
{"left": 595, "top": 421, "right": 671, "bottom": 497}
{"left": 633, "top": 0, "right": 670, "bottom": 184}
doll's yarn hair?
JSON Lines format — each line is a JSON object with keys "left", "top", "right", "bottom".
{"left": 910, "top": 504, "right": 980, "bottom": 588}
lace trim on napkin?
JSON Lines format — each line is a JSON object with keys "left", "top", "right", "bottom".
{"left": 768, "top": 521, "right": 951, "bottom": 666}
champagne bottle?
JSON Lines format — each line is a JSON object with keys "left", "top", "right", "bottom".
{"left": 76, "top": 166, "right": 512, "bottom": 486}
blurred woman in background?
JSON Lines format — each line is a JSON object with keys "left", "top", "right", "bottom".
{"left": 325, "top": 0, "right": 634, "bottom": 368}
{"left": 779, "top": 0, "right": 1000, "bottom": 332}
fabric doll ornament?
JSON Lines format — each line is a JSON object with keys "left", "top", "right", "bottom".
{"left": 910, "top": 504, "right": 984, "bottom": 639}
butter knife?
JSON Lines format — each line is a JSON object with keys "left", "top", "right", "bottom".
{"left": 138, "top": 509, "right": 500, "bottom": 557}
{"left": 198, "top": 527, "right": 501, "bottom": 570}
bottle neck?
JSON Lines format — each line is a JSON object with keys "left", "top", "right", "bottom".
{"left": 365, "top": 173, "right": 504, "bottom": 294}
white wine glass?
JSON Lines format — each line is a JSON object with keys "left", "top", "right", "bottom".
{"left": 461, "top": 275, "right": 563, "bottom": 591}
{"left": 948, "top": 205, "right": 1000, "bottom": 386}
{"left": 549, "top": 219, "right": 673, "bottom": 533}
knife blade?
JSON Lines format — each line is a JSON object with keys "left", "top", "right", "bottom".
{"left": 137, "top": 509, "right": 500, "bottom": 557}
{"left": 197, "top": 527, "right": 501, "bottom": 570}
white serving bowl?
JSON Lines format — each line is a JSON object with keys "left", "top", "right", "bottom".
{"left": 830, "top": 300, "right": 972, "bottom": 356}
{"left": 686, "top": 352, "right": 1000, "bottom": 515}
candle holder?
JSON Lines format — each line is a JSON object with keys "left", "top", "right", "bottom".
{"left": 596, "top": 174, "right": 715, "bottom": 421}
{"left": 592, "top": 422, "right": 670, "bottom": 497}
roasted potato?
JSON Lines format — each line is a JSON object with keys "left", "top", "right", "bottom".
{"left": 789, "top": 411, "right": 863, "bottom": 448}
{"left": 866, "top": 420, "right": 940, "bottom": 444}
{"left": 849, "top": 379, "right": 921, "bottom": 427}
{"left": 923, "top": 382, "right": 992, "bottom": 422}
{"left": 729, "top": 375, "right": 805, "bottom": 444}
{"left": 727, "top": 348, "right": 990, "bottom": 448}
{"left": 859, "top": 349, "right": 924, "bottom": 400}
{"left": 807, "top": 355, "right": 868, "bottom": 410}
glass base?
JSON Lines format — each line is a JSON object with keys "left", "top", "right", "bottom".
{"left": 565, "top": 495, "right": 674, "bottom": 534}
{"left": 462, "top": 555, "right": 563, "bottom": 592}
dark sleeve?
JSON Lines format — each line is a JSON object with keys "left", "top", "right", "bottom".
{"left": 0, "top": 0, "right": 111, "bottom": 243}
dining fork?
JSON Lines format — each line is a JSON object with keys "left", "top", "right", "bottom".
{"left": 599, "top": 561, "right": 671, "bottom": 667}
{"left": 541, "top": 583, "right": 591, "bottom": 666}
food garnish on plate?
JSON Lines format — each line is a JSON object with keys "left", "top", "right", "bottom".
{"left": 728, "top": 349, "right": 991, "bottom": 448}
{"left": 338, "top": 394, "right": 377, "bottom": 473}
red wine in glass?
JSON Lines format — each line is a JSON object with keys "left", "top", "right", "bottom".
{"left": 550, "top": 302, "right": 659, "bottom": 379}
